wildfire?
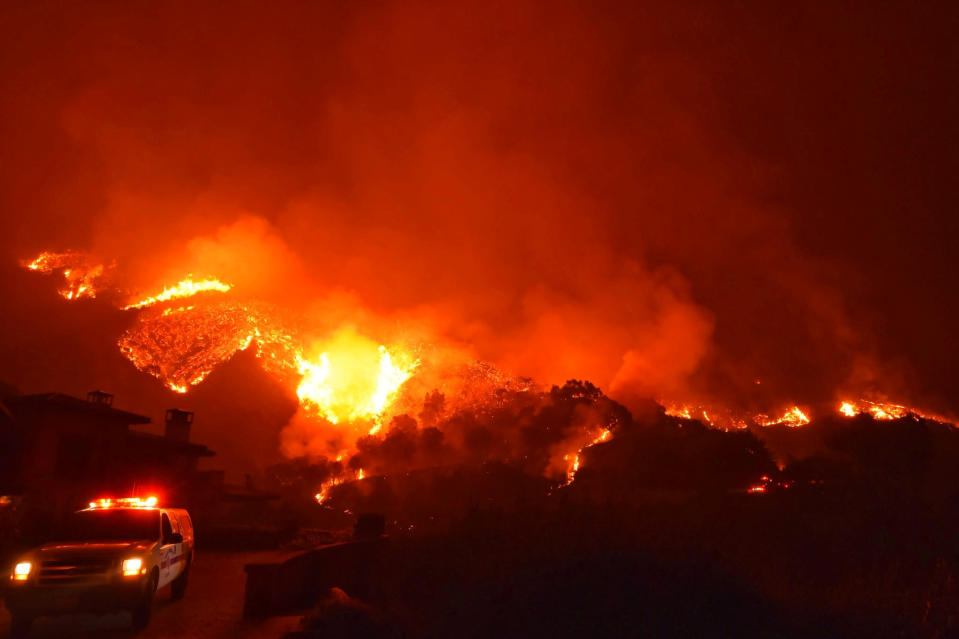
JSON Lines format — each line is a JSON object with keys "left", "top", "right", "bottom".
{"left": 123, "top": 276, "right": 232, "bottom": 310}
{"left": 297, "top": 336, "right": 419, "bottom": 432}
{"left": 118, "top": 302, "right": 272, "bottom": 393}
{"left": 313, "top": 467, "right": 366, "bottom": 505}
{"left": 314, "top": 483, "right": 334, "bottom": 505}
{"left": 754, "top": 406, "right": 810, "bottom": 428}
{"left": 563, "top": 428, "right": 612, "bottom": 485}
{"left": 118, "top": 301, "right": 419, "bottom": 430}
{"left": 23, "top": 247, "right": 959, "bottom": 505}
{"left": 23, "top": 251, "right": 107, "bottom": 300}
{"left": 838, "top": 399, "right": 908, "bottom": 420}
{"left": 664, "top": 404, "right": 808, "bottom": 429}
{"left": 839, "top": 401, "right": 857, "bottom": 417}
{"left": 836, "top": 398, "right": 952, "bottom": 423}
{"left": 666, "top": 398, "right": 954, "bottom": 431}
{"left": 120, "top": 299, "right": 418, "bottom": 498}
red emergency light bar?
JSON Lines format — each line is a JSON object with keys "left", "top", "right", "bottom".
{"left": 85, "top": 496, "right": 159, "bottom": 510}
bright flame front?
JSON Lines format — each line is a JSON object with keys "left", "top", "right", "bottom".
{"left": 123, "top": 276, "right": 233, "bottom": 310}
{"left": 296, "top": 329, "right": 419, "bottom": 431}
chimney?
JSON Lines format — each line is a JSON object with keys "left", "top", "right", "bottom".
{"left": 164, "top": 409, "right": 194, "bottom": 443}
{"left": 87, "top": 390, "right": 113, "bottom": 406}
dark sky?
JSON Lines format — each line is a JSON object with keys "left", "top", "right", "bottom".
{"left": 1, "top": 0, "right": 957, "bottom": 460}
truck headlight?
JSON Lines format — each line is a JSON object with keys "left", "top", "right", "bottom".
{"left": 121, "top": 558, "right": 144, "bottom": 577}
{"left": 12, "top": 561, "right": 32, "bottom": 581}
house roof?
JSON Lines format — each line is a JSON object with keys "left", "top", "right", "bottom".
{"left": 218, "top": 482, "right": 279, "bottom": 501}
{"left": 126, "top": 430, "right": 216, "bottom": 458}
{"left": 4, "top": 393, "right": 152, "bottom": 425}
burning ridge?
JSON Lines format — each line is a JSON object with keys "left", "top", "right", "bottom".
{"left": 289, "top": 380, "right": 959, "bottom": 522}
{"left": 122, "top": 276, "right": 233, "bottom": 310}
{"left": 20, "top": 249, "right": 959, "bottom": 503}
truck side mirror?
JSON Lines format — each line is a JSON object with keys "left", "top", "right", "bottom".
{"left": 166, "top": 532, "right": 183, "bottom": 545}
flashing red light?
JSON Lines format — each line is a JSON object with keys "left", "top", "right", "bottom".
{"left": 86, "top": 496, "right": 159, "bottom": 510}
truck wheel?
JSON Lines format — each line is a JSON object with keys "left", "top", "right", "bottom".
{"left": 171, "top": 561, "right": 190, "bottom": 600}
{"left": 9, "top": 614, "right": 34, "bottom": 638}
{"left": 131, "top": 572, "right": 158, "bottom": 631}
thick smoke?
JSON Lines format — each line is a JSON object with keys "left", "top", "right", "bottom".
{"left": 1, "top": 1, "right": 957, "bottom": 475}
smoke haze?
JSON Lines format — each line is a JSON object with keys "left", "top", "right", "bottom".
{"left": 2, "top": 1, "right": 957, "bottom": 472}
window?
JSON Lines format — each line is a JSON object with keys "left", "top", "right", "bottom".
{"left": 178, "top": 512, "right": 192, "bottom": 537}
{"left": 60, "top": 510, "right": 160, "bottom": 542}
{"left": 161, "top": 513, "right": 174, "bottom": 542}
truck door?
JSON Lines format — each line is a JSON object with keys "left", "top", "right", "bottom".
{"left": 158, "top": 512, "right": 182, "bottom": 588}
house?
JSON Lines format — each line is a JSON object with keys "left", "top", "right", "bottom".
{"left": 0, "top": 390, "right": 214, "bottom": 512}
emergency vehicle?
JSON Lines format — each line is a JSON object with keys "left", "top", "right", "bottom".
{"left": 4, "top": 497, "right": 194, "bottom": 636}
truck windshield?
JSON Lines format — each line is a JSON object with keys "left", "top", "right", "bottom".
{"left": 57, "top": 509, "right": 160, "bottom": 542}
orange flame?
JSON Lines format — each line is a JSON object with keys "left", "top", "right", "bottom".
{"left": 836, "top": 398, "right": 951, "bottom": 423}
{"left": 754, "top": 406, "right": 810, "bottom": 428}
{"left": 666, "top": 399, "right": 953, "bottom": 430}
{"left": 123, "top": 276, "right": 232, "bottom": 310}
{"left": 313, "top": 467, "right": 366, "bottom": 505}
{"left": 118, "top": 302, "right": 418, "bottom": 431}
{"left": 295, "top": 330, "right": 419, "bottom": 431}
{"left": 23, "top": 247, "right": 958, "bottom": 501}
{"left": 667, "top": 406, "right": 693, "bottom": 419}
{"left": 23, "top": 251, "right": 106, "bottom": 300}
{"left": 117, "top": 302, "right": 267, "bottom": 393}
{"left": 665, "top": 403, "right": 806, "bottom": 429}
{"left": 563, "top": 427, "right": 612, "bottom": 485}
{"left": 837, "top": 399, "right": 907, "bottom": 420}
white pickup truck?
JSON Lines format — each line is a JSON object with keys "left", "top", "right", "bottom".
{"left": 4, "top": 497, "right": 194, "bottom": 636}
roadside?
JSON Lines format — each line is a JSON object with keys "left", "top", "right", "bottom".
{"left": 0, "top": 551, "right": 300, "bottom": 639}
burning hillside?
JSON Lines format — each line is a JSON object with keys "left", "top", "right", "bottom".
{"left": 18, "top": 247, "right": 959, "bottom": 500}
{"left": 3, "top": 4, "right": 959, "bottom": 636}
{"left": 22, "top": 252, "right": 111, "bottom": 301}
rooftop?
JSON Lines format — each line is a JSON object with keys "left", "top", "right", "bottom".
{"left": 127, "top": 429, "right": 215, "bottom": 458}
{"left": 4, "top": 392, "right": 151, "bottom": 425}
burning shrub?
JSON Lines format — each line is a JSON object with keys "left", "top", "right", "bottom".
{"left": 346, "top": 380, "right": 629, "bottom": 484}
{"left": 282, "top": 380, "right": 784, "bottom": 523}
{"left": 574, "top": 409, "right": 778, "bottom": 497}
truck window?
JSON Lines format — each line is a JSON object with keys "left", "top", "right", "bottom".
{"left": 176, "top": 512, "right": 193, "bottom": 539}
{"left": 181, "top": 513, "right": 192, "bottom": 537}
{"left": 168, "top": 511, "right": 180, "bottom": 533}
{"left": 59, "top": 510, "right": 160, "bottom": 542}
{"left": 161, "top": 513, "right": 174, "bottom": 541}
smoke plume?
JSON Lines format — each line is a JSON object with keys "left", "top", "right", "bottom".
{"left": 2, "top": 1, "right": 957, "bottom": 474}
